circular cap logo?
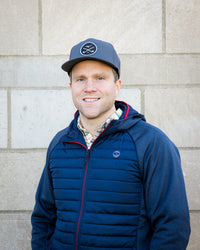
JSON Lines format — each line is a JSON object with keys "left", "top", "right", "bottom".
{"left": 80, "top": 42, "right": 97, "bottom": 56}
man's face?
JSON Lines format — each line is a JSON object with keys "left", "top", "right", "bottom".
{"left": 70, "top": 60, "right": 121, "bottom": 124}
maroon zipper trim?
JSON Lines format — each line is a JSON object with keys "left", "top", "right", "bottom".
{"left": 75, "top": 152, "right": 89, "bottom": 250}
{"left": 60, "top": 140, "right": 87, "bottom": 149}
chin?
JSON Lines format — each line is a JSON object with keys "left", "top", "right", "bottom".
{"left": 81, "top": 110, "right": 100, "bottom": 119}
{"left": 85, "top": 114, "right": 99, "bottom": 119}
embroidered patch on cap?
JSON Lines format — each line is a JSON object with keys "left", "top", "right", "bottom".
{"left": 80, "top": 42, "right": 97, "bottom": 56}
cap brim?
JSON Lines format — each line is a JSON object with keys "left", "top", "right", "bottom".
{"left": 61, "top": 57, "right": 119, "bottom": 77}
{"left": 61, "top": 57, "right": 94, "bottom": 74}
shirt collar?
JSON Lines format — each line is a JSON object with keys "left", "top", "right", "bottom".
{"left": 77, "top": 108, "right": 122, "bottom": 149}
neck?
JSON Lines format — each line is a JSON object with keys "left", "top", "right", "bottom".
{"left": 79, "top": 107, "right": 116, "bottom": 136}
{"left": 79, "top": 119, "right": 98, "bottom": 137}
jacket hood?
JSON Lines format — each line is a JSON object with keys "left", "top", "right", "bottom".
{"left": 115, "top": 100, "right": 145, "bottom": 122}
{"left": 106, "top": 100, "right": 146, "bottom": 133}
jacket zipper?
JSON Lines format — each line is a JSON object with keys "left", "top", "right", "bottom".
{"left": 75, "top": 148, "right": 90, "bottom": 250}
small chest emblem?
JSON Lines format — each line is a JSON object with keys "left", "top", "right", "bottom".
{"left": 113, "top": 150, "right": 120, "bottom": 158}
{"left": 80, "top": 42, "right": 97, "bottom": 56}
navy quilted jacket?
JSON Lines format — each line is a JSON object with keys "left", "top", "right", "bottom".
{"left": 31, "top": 101, "right": 190, "bottom": 250}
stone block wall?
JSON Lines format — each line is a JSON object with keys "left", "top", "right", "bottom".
{"left": 0, "top": 0, "right": 199, "bottom": 249}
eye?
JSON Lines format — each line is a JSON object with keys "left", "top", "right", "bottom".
{"left": 77, "top": 78, "right": 85, "bottom": 82}
{"left": 97, "top": 76, "right": 104, "bottom": 80}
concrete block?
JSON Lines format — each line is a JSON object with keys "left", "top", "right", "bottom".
{"left": 117, "top": 88, "right": 141, "bottom": 112}
{"left": 0, "top": 0, "right": 38, "bottom": 55}
{"left": 187, "top": 212, "right": 200, "bottom": 250}
{"left": 11, "top": 89, "right": 76, "bottom": 148}
{"left": 0, "top": 90, "right": 7, "bottom": 148}
{"left": 0, "top": 151, "right": 46, "bottom": 210}
{"left": 0, "top": 57, "right": 69, "bottom": 87}
{"left": 2, "top": 54, "right": 200, "bottom": 88}
{"left": 0, "top": 212, "right": 31, "bottom": 250}
{"left": 166, "top": 0, "right": 200, "bottom": 53}
{"left": 120, "top": 55, "right": 200, "bottom": 85}
{"left": 144, "top": 88, "right": 200, "bottom": 147}
{"left": 180, "top": 150, "right": 200, "bottom": 210}
{"left": 42, "top": 0, "right": 162, "bottom": 55}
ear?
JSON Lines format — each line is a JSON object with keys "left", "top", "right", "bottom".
{"left": 115, "top": 79, "right": 121, "bottom": 95}
{"left": 69, "top": 82, "right": 72, "bottom": 88}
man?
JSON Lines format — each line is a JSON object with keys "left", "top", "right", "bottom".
{"left": 31, "top": 38, "right": 190, "bottom": 249}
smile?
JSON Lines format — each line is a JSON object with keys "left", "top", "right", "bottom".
{"left": 83, "top": 98, "right": 100, "bottom": 102}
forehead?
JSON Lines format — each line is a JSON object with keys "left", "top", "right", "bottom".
{"left": 71, "top": 60, "right": 113, "bottom": 75}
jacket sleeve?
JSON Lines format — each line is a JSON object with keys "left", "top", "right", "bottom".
{"left": 31, "top": 159, "right": 56, "bottom": 249}
{"left": 132, "top": 122, "right": 191, "bottom": 249}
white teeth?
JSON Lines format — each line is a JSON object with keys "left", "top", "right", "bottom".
{"left": 84, "top": 98, "right": 98, "bottom": 102}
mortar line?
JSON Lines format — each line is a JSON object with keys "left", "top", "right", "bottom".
{"left": 140, "top": 88, "right": 145, "bottom": 115}
{"left": 0, "top": 148, "right": 47, "bottom": 152}
{"left": 7, "top": 89, "right": 11, "bottom": 149}
{"left": 189, "top": 210, "right": 200, "bottom": 213}
{"left": 38, "top": 0, "right": 42, "bottom": 54}
{"left": 162, "top": 0, "right": 166, "bottom": 53}
{"left": 178, "top": 147, "right": 200, "bottom": 151}
{"left": 0, "top": 210, "right": 32, "bottom": 214}
{"left": 1, "top": 53, "right": 200, "bottom": 58}
{"left": 119, "top": 84, "right": 200, "bottom": 89}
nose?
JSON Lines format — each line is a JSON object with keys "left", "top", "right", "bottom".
{"left": 84, "top": 79, "right": 96, "bottom": 92}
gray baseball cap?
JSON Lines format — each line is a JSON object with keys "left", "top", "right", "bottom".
{"left": 61, "top": 38, "right": 120, "bottom": 77}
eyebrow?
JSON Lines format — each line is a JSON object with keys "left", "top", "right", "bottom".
{"left": 73, "top": 72, "right": 108, "bottom": 79}
{"left": 72, "top": 74, "right": 86, "bottom": 80}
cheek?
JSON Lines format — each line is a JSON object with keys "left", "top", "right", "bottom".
{"left": 106, "top": 85, "right": 119, "bottom": 99}
{"left": 71, "top": 85, "right": 81, "bottom": 98}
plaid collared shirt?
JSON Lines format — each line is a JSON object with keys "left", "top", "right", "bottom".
{"left": 77, "top": 108, "right": 122, "bottom": 149}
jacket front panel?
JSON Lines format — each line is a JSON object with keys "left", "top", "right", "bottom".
{"left": 49, "top": 128, "right": 142, "bottom": 249}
